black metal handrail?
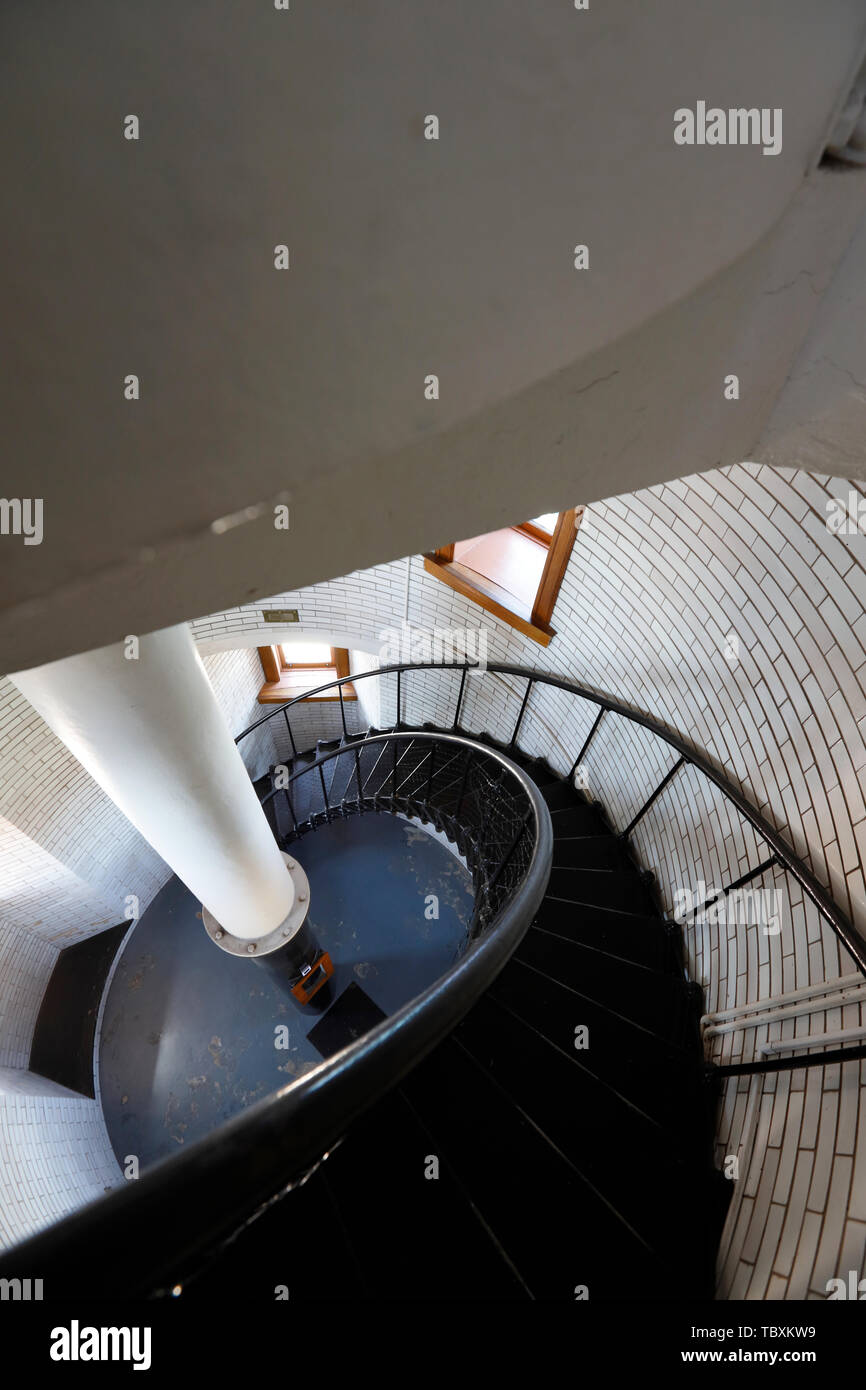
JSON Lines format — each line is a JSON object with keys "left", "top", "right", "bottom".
{"left": 0, "top": 728, "right": 552, "bottom": 1296}
{"left": 236, "top": 660, "right": 866, "bottom": 982}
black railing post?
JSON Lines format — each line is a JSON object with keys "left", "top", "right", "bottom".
{"left": 285, "top": 788, "right": 299, "bottom": 835}
{"left": 569, "top": 707, "right": 604, "bottom": 781}
{"left": 452, "top": 666, "right": 467, "bottom": 731}
{"left": 354, "top": 745, "right": 363, "bottom": 808}
{"left": 318, "top": 763, "right": 331, "bottom": 824}
{"left": 510, "top": 677, "right": 532, "bottom": 749}
{"left": 485, "top": 811, "right": 532, "bottom": 899}
{"left": 338, "top": 684, "right": 348, "bottom": 739}
{"left": 620, "top": 756, "right": 686, "bottom": 840}
{"left": 283, "top": 708, "right": 297, "bottom": 758}
{"left": 395, "top": 669, "right": 402, "bottom": 729}
{"left": 682, "top": 855, "right": 780, "bottom": 924}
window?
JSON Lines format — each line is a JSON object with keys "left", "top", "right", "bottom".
{"left": 423, "top": 507, "right": 584, "bottom": 646}
{"left": 256, "top": 643, "right": 356, "bottom": 704}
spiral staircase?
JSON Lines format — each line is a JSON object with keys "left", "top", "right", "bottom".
{"left": 195, "top": 727, "right": 728, "bottom": 1302}
{"left": 1, "top": 662, "right": 863, "bottom": 1303}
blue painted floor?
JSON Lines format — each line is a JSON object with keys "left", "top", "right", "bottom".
{"left": 98, "top": 813, "right": 473, "bottom": 1171}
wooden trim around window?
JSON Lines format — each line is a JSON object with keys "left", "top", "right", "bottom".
{"left": 531, "top": 506, "right": 582, "bottom": 629}
{"left": 422, "top": 555, "right": 553, "bottom": 646}
{"left": 259, "top": 644, "right": 281, "bottom": 683}
{"left": 424, "top": 506, "right": 583, "bottom": 647}
{"left": 514, "top": 521, "right": 552, "bottom": 547}
{"left": 256, "top": 646, "right": 357, "bottom": 704}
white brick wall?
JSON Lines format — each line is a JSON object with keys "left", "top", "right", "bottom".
{"left": 0, "top": 1090, "right": 120, "bottom": 1251}
{"left": 0, "top": 920, "right": 57, "bottom": 1070}
{"left": 0, "top": 678, "right": 168, "bottom": 944}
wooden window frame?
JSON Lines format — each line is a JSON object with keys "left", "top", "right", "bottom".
{"left": 424, "top": 507, "right": 583, "bottom": 647}
{"left": 256, "top": 644, "right": 357, "bottom": 704}
{"left": 513, "top": 519, "right": 554, "bottom": 546}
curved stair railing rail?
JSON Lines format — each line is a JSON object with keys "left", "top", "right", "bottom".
{"left": 0, "top": 728, "right": 551, "bottom": 1297}
{"left": 237, "top": 660, "right": 866, "bottom": 1080}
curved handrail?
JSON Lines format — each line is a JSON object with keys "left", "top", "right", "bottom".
{"left": 236, "top": 660, "right": 866, "bottom": 978}
{"left": 0, "top": 729, "right": 552, "bottom": 1295}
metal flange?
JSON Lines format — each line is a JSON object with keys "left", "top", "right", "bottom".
{"left": 201, "top": 851, "right": 311, "bottom": 958}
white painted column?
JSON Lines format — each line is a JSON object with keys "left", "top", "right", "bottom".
{"left": 10, "top": 624, "right": 294, "bottom": 941}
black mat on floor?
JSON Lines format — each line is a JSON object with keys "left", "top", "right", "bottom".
{"left": 30, "top": 922, "right": 129, "bottom": 1097}
{"left": 307, "top": 982, "right": 388, "bottom": 1060}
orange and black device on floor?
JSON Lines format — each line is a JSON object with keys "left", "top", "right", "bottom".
{"left": 291, "top": 951, "right": 334, "bottom": 1006}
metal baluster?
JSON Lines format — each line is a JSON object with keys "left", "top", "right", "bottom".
{"left": 452, "top": 666, "right": 467, "bottom": 731}
{"left": 338, "top": 683, "right": 348, "bottom": 739}
{"left": 568, "top": 707, "right": 604, "bottom": 781}
{"left": 510, "top": 677, "right": 532, "bottom": 748}
{"left": 318, "top": 762, "right": 331, "bottom": 824}
{"left": 354, "top": 744, "right": 363, "bottom": 808}
{"left": 284, "top": 707, "right": 297, "bottom": 758}
{"left": 681, "top": 855, "right": 779, "bottom": 923}
{"left": 485, "top": 811, "right": 531, "bottom": 899}
{"left": 620, "top": 756, "right": 686, "bottom": 839}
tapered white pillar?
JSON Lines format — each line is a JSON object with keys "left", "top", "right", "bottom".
{"left": 10, "top": 624, "right": 294, "bottom": 941}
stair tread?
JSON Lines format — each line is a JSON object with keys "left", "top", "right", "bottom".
{"left": 403, "top": 1036, "right": 679, "bottom": 1298}
{"left": 489, "top": 957, "right": 706, "bottom": 1133}
{"left": 546, "top": 864, "right": 656, "bottom": 915}
{"left": 454, "top": 995, "right": 718, "bottom": 1272}
{"left": 534, "top": 897, "right": 675, "bottom": 971}
{"left": 312, "top": 1090, "right": 529, "bottom": 1300}
{"left": 515, "top": 929, "right": 694, "bottom": 1043}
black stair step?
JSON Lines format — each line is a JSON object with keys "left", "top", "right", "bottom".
{"left": 183, "top": 1166, "right": 364, "bottom": 1303}
{"left": 310, "top": 1089, "right": 529, "bottom": 1300}
{"left": 533, "top": 898, "right": 676, "bottom": 973}
{"left": 546, "top": 865, "right": 656, "bottom": 915}
{"left": 488, "top": 957, "right": 708, "bottom": 1138}
{"left": 547, "top": 802, "right": 608, "bottom": 835}
{"left": 552, "top": 834, "right": 631, "bottom": 870}
{"left": 325, "top": 745, "right": 369, "bottom": 804}
{"left": 541, "top": 781, "right": 589, "bottom": 813}
{"left": 288, "top": 750, "right": 327, "bottom": 825}
{"left": 516, "top": 926, "right": 694, "bottom": 1043}
{"left": 353, "top": 738, "right": 397, "bottom": 799}
{"left": 453, "top": 995, "right": 714, "bottom": 1272}
{"left": 502, "top": 750, "right": 562, "bottom": 788}
{"left": 402, "top": 1036, "right": 677, "bottom": 1299}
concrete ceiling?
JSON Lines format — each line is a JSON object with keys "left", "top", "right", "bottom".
{"left": 2, "top": 1, "right": 866, "bottom": 674}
